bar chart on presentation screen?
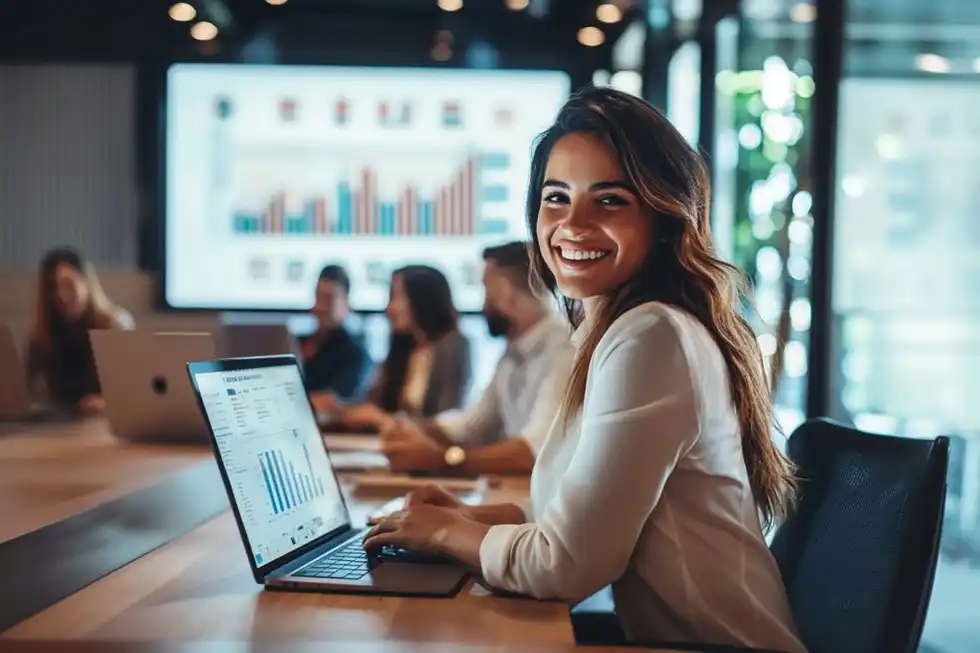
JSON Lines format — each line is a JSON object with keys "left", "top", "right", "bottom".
{"left": 228, "top": 150, "right": 514, "bottom": 238}
{"left": 258, "top": 438, "right": 325, "bottom": 515}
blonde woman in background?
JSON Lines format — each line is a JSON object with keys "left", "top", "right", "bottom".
{"left": 26, "top": 247, "right": 134, "bottom": 416}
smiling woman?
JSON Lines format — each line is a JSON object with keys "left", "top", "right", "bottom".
{"left": 364, "top": 87, "right": 805, "bottom": 653}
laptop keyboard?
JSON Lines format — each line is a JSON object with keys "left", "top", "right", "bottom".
{"left": 295, "top": 537, "right": 371, "bottom": 581}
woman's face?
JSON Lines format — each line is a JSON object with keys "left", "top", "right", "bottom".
{"left": 385, "top": 273, "right": 414, "bottom": 332}
{"left": 51, "top": 263, "right": 90, "bottom": 321}
{"left": 536, "top": 133, "right": 653, "bottom": 301}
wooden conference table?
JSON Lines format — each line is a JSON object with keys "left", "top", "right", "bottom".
{"left": 0, "top": 419, "right": 688, "bottom": 652}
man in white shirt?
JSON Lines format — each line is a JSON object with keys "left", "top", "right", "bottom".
{"left": 381, "top": 242, "right": 573, "bottom": 474}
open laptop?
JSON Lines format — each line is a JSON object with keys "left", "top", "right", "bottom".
{"left": 218, "top": 323, "right": 300, "bottom": 359}
{"left": 186, "top": 355, "right": 470, "bottom": 596}
{"left": 91, "top": 331, "right": 215, "bottom": 443}
{"left": 0, "top": 324, "right": 38, "bottom": 421}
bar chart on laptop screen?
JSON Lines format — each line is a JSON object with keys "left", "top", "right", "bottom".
{"left": 258, "top": 435, "right": 326, "bottom": 515}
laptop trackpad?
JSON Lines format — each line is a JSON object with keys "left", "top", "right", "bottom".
{"left": 368, "top": 561, "right": 469, "bottom": 596}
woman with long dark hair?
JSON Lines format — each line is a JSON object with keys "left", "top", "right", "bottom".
{"left": 337, "top": 265, "right": 471, "bottom": 429}
{"left": 26, "top": 247, "right": 134, "bottom": 415}
{"left": 363, "top": 88, "right": 805, "bottom": 652}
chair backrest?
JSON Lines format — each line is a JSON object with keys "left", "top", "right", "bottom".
{"left": 769, "top": 418, "right": 948, "bottom": 653}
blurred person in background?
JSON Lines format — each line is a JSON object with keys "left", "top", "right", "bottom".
{"left": 304, "top": 265, "right": 373, "bottom": 410}
{"left": 25, "top": 247, "right": 134, "bottom": 416}
{"left": 380, "top": 241, "right": 573, "bottom": 474}
{"left": 335, "top": 265, "right": 470, "bottom": 430}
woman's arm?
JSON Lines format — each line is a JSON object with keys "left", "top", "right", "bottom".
{"left": 477, "top": 312, "right": 702, "bottom": 602}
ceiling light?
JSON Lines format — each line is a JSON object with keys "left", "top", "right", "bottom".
{"left": 505, "top": 0, "right": 529, "bottom": 9}
{"left": 168, "top": 2, "right": 196, "bottom": 21}
{"left": 266, "top": 0, "right": 288, "bottom": 4}
{"left": 190, "top": 21, "right": 218, "bottom": 41}
{"left": 596, "top": 3, "right": 622, "bottom": 23}
{"left": 789, "top": 3, "right": 816, "bottom": 23}
{"left": 915, "top": 53, "right": 949, "bottom": 73}
{"left": 578, "top": 26, "right": 605, "bottom": 47}
{"left": 438, "top": 0, "right": 463, "bottom": 11}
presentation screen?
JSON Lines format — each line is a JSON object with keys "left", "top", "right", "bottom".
{"left": 164, "top": 63, "right": 571, "bottom": 311}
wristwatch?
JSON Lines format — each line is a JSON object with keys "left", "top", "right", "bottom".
{"left": 444, "top": 445, "right": 467, "bottom": 467}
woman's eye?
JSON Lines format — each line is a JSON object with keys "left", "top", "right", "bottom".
{"left": 542, "top": 192, "right": 569, "bottom": 205}
{"left": 598, "top": 195, "right": 630, "bottom": 206}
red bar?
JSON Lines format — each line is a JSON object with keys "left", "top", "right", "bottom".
{"left": 269, "top": 192, "right": 285, "bottom": 234}
{"left": 438, "top": 187, "right": 450, "bottom": 235}
{"left": 455, "top": 168, "right": 465, "bottom": 236}
{"left": 362, "top": 169, "right": 376, "bottom": 235}
{"left": 314, "top": 197, "right": 327, "bottom": 234}
{"left": 405, "top": 187, "right": 415, "bottom": 235}
{"left": 352, "top": 190, "right": 361, "bottom": 234}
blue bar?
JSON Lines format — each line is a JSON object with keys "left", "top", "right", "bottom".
{"left": 482, "top": 185, "right": 508, "bottom": 203}
{"left": 303, "top": 475, "right": 314, "bottom": 502}
{"left": 317, "top": 477, "right": 324, "bottom": 496}
{"left": 379, "top": 202, "right": 396, "bottom": 235}
{"left": 286, "top": 216, "right": 306, "bottom": 234}
{"left": 265, "top": 452, "right": 286, "bottom": 512}
{"left": 288, "top": 461, "right": 301, "bottom": 504}
{"left": 481, "top": 219, "right": 510, "bottom": 235}
{"left": 272, "top": 451, "right": 291, "bottom": 510}
{"left": 417, "top": 201, "right": 432, "bottom": 235}
{"left": 482, "top": 152, "right": 510, "bottom": 170}
{"left": 338, "top": 182, "right": 352, "bottom": 234}
{"left": 259, "top": 455, "right": 279, "bottom": 514}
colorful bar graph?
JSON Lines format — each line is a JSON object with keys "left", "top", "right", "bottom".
{"left": 231, "top": 155, "right": 504, "bottom": 237}
{"left": 260, "top": 447, "right": 325, "bottom": 515}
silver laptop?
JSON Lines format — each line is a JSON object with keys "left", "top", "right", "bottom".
{"left": 218, "top": 323, "right": 300, "bottom": 359}
{"left": 186, "top": 355, "right": 470, "bottom": 596}
{"left": 0, "top": 324, "right": 36, "bottom": 421}
{"left": 91, "top": 331, "right": 215, "bottom": 443}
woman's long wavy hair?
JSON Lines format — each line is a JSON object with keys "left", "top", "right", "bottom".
{"left": 30, "top": 247, "right": 119, "bottom": 355}
{"left": 377, "top": 265, "right": 458, "bottom": 412}
{"left": 527, "top": 87, "right": 796, "bottom": 529}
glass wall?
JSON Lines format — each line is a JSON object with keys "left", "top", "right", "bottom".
{"left": 831, "top": 1, "right": 980, "bottom": 650}
{"left": 712, "top": 1, "right": 816, "bottom": 433}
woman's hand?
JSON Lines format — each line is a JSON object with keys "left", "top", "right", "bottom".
{"left": 362, "top": 505, "right": 489, "bottom": 567}
{"left": 76, "top": 394, "right": 105, "bottom": 416}
{"left": 338, "top": 403, "right": 393, "bottom": 430}
{"left": 405, "top": 484, "right": 465, "bottom": 511}
{"left": 380, "top": 422, "right": 445, "bottom": 472}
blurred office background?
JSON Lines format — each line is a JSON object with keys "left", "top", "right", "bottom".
{"left": 1, "top": 0, "right": 978, "bottom": 650}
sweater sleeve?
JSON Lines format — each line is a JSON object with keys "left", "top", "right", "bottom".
{"left": 478, "top": 311, "right": 702, "bottom": 603}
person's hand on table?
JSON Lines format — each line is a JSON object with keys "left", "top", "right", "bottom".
{"left": 309, "top": 391, "right": 337, "bottom": 414}
{"left": 362, "top": 504, "right": 488, "bottom": 567}
{"left": 76, "top": 394, "right": 105, "bottom": 416}
{"left": 338, "top": 403, "right": 393, "bottom": 430}
{"left": 379, "top": 420, "right": 446, "bottom": 472}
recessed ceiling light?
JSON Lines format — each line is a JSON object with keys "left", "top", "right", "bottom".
{"left": 578, "top": 26, "right": 605, "bottom": 47}
{"left": 168, "top": 2, "right": 196, "bottom": 21}
{"left": 789, "top": 3, "right": 816, "bottom": 23}
{"left": 190, "top": 21, "right": 218, "bottom": 41}
{"left": 505, "top": 0, "right": 529, "bottom": 9}
{"left": 915, "top": 53, "right": 949, "bottom": 73}
{"left": 438, "top": 0, "right": 463, "bottom": 11}
{"left": 596, "top": 3, "right": 622, "bottom": 23}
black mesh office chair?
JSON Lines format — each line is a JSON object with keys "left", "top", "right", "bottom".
{"left": 571, "top": 418, "right": 949, "bottom": 653}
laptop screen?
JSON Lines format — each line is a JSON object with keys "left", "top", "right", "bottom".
{"left": 193, "top": 363, "right": 347, "bottom": 567}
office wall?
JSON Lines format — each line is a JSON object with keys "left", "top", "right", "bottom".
{"left": 0, "top": 63, "right": 139, "bottom": 270}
